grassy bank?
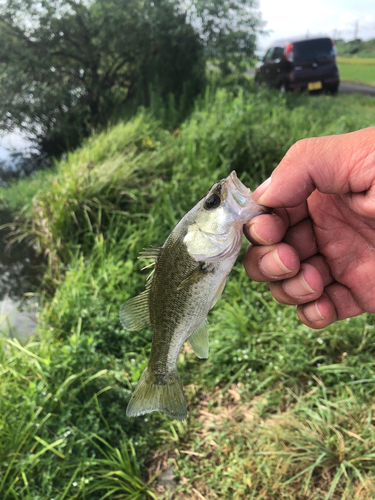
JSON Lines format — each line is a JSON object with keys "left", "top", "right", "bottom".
{"left": 1, "top": 84, "right": 375, "bottom": 499}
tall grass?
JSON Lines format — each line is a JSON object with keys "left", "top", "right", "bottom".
{"left": 1, "top": 84, "right": 375, "bottom": 498}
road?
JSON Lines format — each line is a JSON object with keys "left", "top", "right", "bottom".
{"left": 339, "top": 81, "right": 375, "bottom": 96}
{"left": 246, "top": 68, "right": 375, "bottom": 96}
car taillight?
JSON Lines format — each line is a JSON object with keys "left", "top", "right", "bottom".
{"left": 285, "top": 43, "right": 294, "bottom": 62}
{"left": 330, "top": 38, "right": 337, "bottom": 56}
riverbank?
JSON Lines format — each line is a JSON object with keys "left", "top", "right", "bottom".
{"left": 2, "top": 85, "right": 375, "bottom": 499}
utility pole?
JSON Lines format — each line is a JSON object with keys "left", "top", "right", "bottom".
{"left": 354, "top": 20, "right": 359, "bottom": 39}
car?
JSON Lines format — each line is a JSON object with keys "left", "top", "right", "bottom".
{"left": 255, "top": 36, "right": 340, "bottom": 94}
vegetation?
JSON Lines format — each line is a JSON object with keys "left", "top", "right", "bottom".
{"left": 0, "top": 0, "right": 206, "bottom": 158}
{"left": 337, "top": 58, "right": 375, "bottom": 66}
{"left": 0, "top": 0, "right": 263, "bottom": 159}
{"left": 336, "top": 38, "right": 375, "bottom": 58}
{"left": 335, "top": 39, "right": 375, "bottom": 86}
{"left": 1, "top": 79, "right": 375, "bottom": 498}
{"left": 338, "top": 62, "right": 375, "bottom": 86}
{"left": 187, "top": 0, "right": 265, "bottom": 74}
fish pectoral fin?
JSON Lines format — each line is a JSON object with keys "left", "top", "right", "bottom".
{"left": 210, "top": 277, "right": 227, "bottom": 310}
{"left": 176, "top": 265, "right": 202, "bottom": 291}
{"left": 119, "top": 289, "right": 151, "bottom": 331}
{"left": 200, "top": 261, "right": 215, "bottom": 272}
{"left": 188, "top": 319, "right": 209, "bottom": 359}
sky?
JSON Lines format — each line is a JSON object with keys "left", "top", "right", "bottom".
{"left": 257, "top": 0, "right": 375, "bottom": 51}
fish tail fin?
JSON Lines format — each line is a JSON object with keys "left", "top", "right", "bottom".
{"left": 126, "top": 367, "right": 187, "bottom": 421}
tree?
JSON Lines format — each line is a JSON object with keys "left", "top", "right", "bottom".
{"left": 185, "top": 0, "right": 265, "bottom": 74}
{"left": 0, "top": 0, "right": 205, "bottom": 157}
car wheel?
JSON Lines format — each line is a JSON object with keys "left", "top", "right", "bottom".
{"left": 328, "top": 83, "right": 339, "bottom": 95}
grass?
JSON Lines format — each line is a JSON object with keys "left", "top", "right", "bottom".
{"left": 336, "top": 55, "right": 375, "bottom": 86}
{"left": 158, "top": 380, "right": 375, "bottom": 499}
{"left": 337, "top": 58, "right": 375, "bottom": 66}
{"left": 1, "top": 80, "right": 375, "bottom": 498}
{"left": 338, "top": 61, "right": 375, "bottom": 86}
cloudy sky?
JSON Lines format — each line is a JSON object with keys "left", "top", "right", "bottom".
{"left": 257, "top": 0, "right": 375, "bottom": 50}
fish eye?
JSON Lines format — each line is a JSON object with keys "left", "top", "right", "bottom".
{"left": 204, "top": 193, "right": 221, "bottom": 210}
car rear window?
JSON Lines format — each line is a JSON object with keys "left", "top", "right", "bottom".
{"left": 293, "top": 39, "right": 334, "bottom": 62}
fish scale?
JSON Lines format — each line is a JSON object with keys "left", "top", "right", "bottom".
{"left": 120, "top": 171, "right": 268, "bottom": 420}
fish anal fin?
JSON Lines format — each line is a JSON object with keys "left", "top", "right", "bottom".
{"left": 188, "top": 320, "right": 209, "bottom": 359}
{"left": 126, "top": 367, "right": 187, "bottom": 421}
{"left": 120, "top": 290, "right": 151, "bottom": 331}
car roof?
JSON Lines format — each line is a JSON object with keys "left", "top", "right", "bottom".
{"left": 266, "top": 36, "right": 332, "bottom": 50}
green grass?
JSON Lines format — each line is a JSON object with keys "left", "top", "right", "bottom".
{"left": 0, "top": 330, "right": 155, "bottom": 499}
{"left": 338, "top": 63, "right": 375, "bottom": 86}
{"left": 337, "top": 57, "right": 375, "bottom": 66}
{"left": 2, "top": 82, "right": 375, "bottom": 498}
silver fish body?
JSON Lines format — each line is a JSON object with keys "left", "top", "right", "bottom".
{"left": 120, "top": 171, "right": 268, "bottom": 420}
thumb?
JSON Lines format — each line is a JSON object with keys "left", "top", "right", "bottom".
{"left": 252, "top": 128, "right": 375, "bottom": 209}
{"left": 342, "top": 187, "right": 375, "bottom": 218}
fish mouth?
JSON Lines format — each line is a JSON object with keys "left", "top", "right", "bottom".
{"left": 226, "top": 171, "right": 270, "bottom": 219}
{"left": 227, "top": 171, "right": 251, "bottom": 206}
{"left": 230, "top": 171, "right": 247, "bottom": 192}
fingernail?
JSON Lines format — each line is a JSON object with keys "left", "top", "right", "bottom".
{"left": 284, "top": 271, "right": 316, "bottom": 297}
{"left": 303, "top": 300, "right": 326, "bottom": 322}
{"left": 252, "top": 177, "right": 271, "bottom": 203}
{"left": 260, "top": 249, "right": 292, "bottom": 276}
{"left": 251, "top": 224, "right": 274, "bottom": 245}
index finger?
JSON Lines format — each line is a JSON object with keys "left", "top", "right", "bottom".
{"left": 252, "top": 127, "right": 375, "bottom": 209}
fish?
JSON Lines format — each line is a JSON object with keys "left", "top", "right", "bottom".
{"left": 120, "top": 171, "right": 268, "bottom": 420}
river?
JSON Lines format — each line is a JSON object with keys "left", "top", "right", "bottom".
{"left": 0, "top": 131, "right": 42, "bottom": 341}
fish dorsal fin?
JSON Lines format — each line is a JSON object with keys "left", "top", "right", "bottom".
{"left": 184, "top": 225, "right": 241, "bottom": 263}
{"left": 120, "top": 289, "right": 151, "bottom": 331}
{"left": 188, "top": 320, "right": 209, "bottom": 359}
{"left": 139, "top": 247, "right": 162, "bottom": 271}
{"left": 138, "top": 247, "right": 162, "bottom": 259}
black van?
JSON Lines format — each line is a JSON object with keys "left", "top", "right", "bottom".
{"left": 255, "top": 37, "right": 340, "bottom": 93}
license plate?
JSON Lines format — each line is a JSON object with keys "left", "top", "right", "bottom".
{"left": 308, "top": 81, "right": 322, "bottom": 90}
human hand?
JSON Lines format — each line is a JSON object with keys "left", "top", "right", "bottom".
{"left": 243, "top": 127, "right": 375, "bottom": 329}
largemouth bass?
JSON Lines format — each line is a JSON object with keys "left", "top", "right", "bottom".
{"left": 120, "top": 171, "right": 268, "bottom": 420}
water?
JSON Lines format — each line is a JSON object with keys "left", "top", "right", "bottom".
{"left": 0, "top": 298, "right": 38, "bottom": 341}
{"left": 0, "top": 130, "right": 42, "bottom": 188}
{"left": 0, "top": 130, "right": 36, "bottom": 168}
{"left": 0, "top": 129, "right": 44, "bottom": 340}
{"left": 0, "top": 208, "right": 43, "bottom": 341}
